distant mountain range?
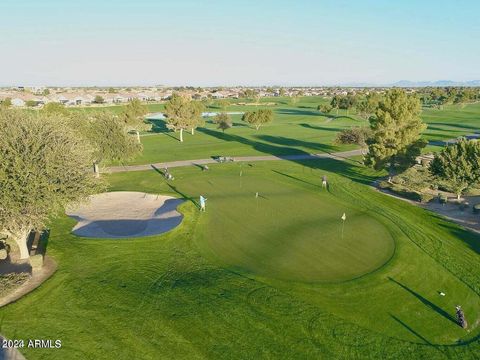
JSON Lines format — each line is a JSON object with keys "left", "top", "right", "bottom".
{"left": 390, "top": 80, "right": 480, "bottom": 87}
{"left": 334, "top": 80, "right": 480, "bottom": 88}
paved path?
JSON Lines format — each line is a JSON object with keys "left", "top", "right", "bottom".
{"left": 105, "top": 149, "right": 364, "bottom": 173}
{"left": 106, "top": 132, "right": 480, "bottom": 174}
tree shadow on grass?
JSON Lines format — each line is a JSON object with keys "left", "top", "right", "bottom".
{"left": 276, "top": 108, "right": 322, "bottom": 117}
{"left": 388, "top": 277, "right": 458, "bottom": 326}
{"left": 166, "top": 184, "right": 199, "bottom": 209}
{"left": 150, "top": 165, "right": 199, "bottom": 208}
{"left": 271, "top": 170, "right": 323, "bottom": 190}
{"left": 198, "top": 127, "right": 375, "bottom": 185}
{"left": 146, "top": 119, "right": 179, "bottom": 140}
{"left": 427, "top": 122, "right": 480, "bottom": 131}
{"left": 435, "top": 221, "right": 480, "bottom": 255}
{"left": 390, "top": 314, "right": 433, "bottom": 345}
{"left": 298, "top": 123, "right": 344, "bottom": 132}
{"left": 253, "top": 134, "right": 337, "bottom": 153}
{"left": 198, "top": 128, "right": 308, "bottom": 156}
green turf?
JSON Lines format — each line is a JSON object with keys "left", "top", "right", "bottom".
{"left": 174, "top": 166, "right": 395, "bottom": 282}
{"left": 1, "top": 159, "right": 479, "bottom": 359}
{"left": 104, "top": 97, "right": 480, "bottom": 166}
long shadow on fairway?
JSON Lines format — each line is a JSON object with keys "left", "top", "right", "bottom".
{"left": 298, "top": 123, "right": 344, "bottom": 132}
{"left": 390, "top": 314, "right": 435, "bottom": 346}
{"left": 389, "top": 277, "right": 458, "bottom": 325}
{"left": 272, "top": 170, "right": 324, "bottom": 191}
{"left": 198, "top": 128, "right": 335, "bottom": 155}
{"left": 151, "top": 165, "right": 200, "bottom": 208}
{"left": 390, "top": 315, "right": 433, "bottom": 345}
{"left": 436, "top": 222, "right": 480, "bottom": 255}
{"left": 276, "top": 108, "right": 322, "bottom": 117}
{"left": 427, "top": 122, "right": 480, "bottom": 131}
{"left": 198, "top": 128, "right": 376, "bottom": 186}
{"left": 147, "top": 119, "right": 179, "bottom": 140}
{"left": 254, "top": 134, "right": 338, "bottom": 153}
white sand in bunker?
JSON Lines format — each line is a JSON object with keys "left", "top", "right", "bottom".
{"left": 66, "top": 192, "right": 184, "bottom": 238}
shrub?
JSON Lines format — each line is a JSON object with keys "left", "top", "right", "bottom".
{"left": 390, "top": 185, "right": 423, "bottom": 202}
{"left": 0, "top": 273, "right": 30, "bottom": 297}
{"left": 378, "top": 181, "right": 391, "bottom": 189}
{"left": 473, "top": 204, "right": 480, "bottom": 214}
{"left": 419, "top": 193, "right": 434, "bottom": 203}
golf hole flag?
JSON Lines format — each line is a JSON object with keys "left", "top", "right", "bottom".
{"left": 341, "top": 213, "right": 346, "bottom": 221}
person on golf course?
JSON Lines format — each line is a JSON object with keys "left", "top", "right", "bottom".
{"left": 322, "top": 175, "right": 328, "bottom": 188}
{"left": 200, "top": 195, "right": 207, "bottom": 212}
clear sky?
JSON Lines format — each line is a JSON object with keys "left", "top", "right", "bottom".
{"left": 1, "top": 0, "right": 479, "bottom": 86}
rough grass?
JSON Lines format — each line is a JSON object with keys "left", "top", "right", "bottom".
{"left": 1, "top": 159, "right": 479, "bottom": 359}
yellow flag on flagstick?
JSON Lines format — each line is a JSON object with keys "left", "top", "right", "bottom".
{"left": 341, "top": 213, "right": 346, "bottom": 221}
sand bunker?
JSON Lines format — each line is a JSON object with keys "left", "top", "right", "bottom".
{"left": 66, "top": 192, "right": 184, "bottom": 238}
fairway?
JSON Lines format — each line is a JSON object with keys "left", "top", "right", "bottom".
{"left": 193, "top": 170, "right": 394, "bottom": 282}
{"left": 1, "top": 159, "right": 479, "bottom": 359}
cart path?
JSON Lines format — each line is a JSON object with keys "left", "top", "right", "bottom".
{"left": 105, "top": 149, "right": 364, "bottom": 173}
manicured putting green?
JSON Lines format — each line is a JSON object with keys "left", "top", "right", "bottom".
{"left": 194, "top": 170, "right": 395, "bottom": 282}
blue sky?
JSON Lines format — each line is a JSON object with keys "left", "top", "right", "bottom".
{"left": 1, "top": 0, "right": 479, "bottom": 86}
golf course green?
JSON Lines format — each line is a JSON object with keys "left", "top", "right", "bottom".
{"left": 2, "top": 158, "right": 479, "bottom": 359}
{"left": 184, "top": 165, "right": 395, "bottom": 282}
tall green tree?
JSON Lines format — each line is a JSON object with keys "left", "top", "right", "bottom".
{"left": 317, "top": 104, "right": 333, "bottom": 114}
{"left": 163, "top": 94, "right": 204, "bottom": 142}
{"left": 189, "top": 101, "right": 205, "bottom": 135}
{"left": 330, "top": 96, "right": 340, "bottom": 115}
{"left": 430, "top": 139, "right": 480, "bottom": 199}
{"left": 338, "top": 94, "right": 357, "bottom": 115}
{"left": 213, "top": 112, "right": 232, "bottom": 132}
{"left": 242, "top": 109, "right": 273, "bottom": 130}
{"left": 0, "top": 109, "right": 104, "bottom": 259}
{"left": 121, "top": 99, "right": 150, "bottom": 141}
{"left": 73, "top": 111, "right": 143, "bottom": 175}
{"left": 334, "top": 127, "right": 372, "bottom": 154}
{"left": 355, "top": 93, "right": 382, "bottom": 119}
{"left": 364, "top": 89, "right": 427, "bottom": 178}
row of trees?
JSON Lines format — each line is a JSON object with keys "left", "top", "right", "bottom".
{"left": 0, "top": 101, "right": 145, "bottom": 259}
{"left": 334, "top": 89, "right": 480, "bottom": 198}
{"left": 318, "top": 93, "right": 382, "bottom": 119}
{"left": 419, "top": 87, "right": 480, "bottom": 108}
{"left": 335, "top": 89, "right": 427, "bottom": 178}
{"left": 162, "top": 94, "right": 274, "bottom": 142}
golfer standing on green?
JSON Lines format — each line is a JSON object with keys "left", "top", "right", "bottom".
{"left": 200, "top": 195, "right": 207, "bottom": 212}
{"left": 322, "top": 175, "right": 328, "bottom": 188}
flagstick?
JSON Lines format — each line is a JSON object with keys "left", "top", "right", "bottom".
{"left": 341, "top": 220, "right": 345, "bottom": 240}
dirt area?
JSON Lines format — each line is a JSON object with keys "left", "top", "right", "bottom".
{"left": 375, "top": 185, "right": 480, "bottom": 233}
{"left": 423, "top": 195, "right": 480, "bottom": 232}
{"left": 66, "top": 192, "right": 184, "bottom": 238}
